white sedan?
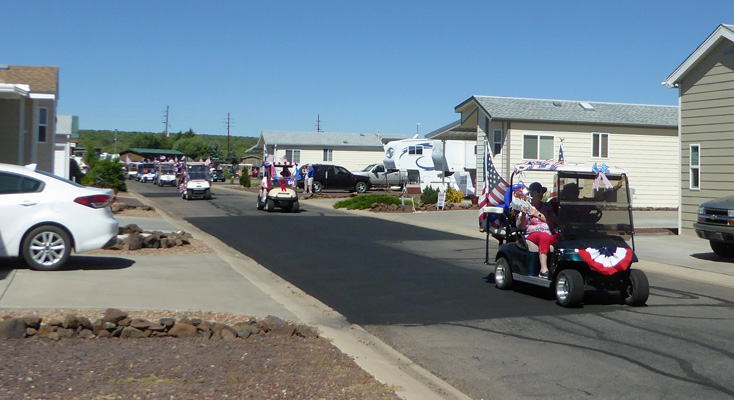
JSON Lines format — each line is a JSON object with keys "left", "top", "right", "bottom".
{"left": 0, "top": 163, "right": 119, "bottom": 271}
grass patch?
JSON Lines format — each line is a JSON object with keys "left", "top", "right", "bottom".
{"left": 333, "top": 195, "right": 413, "bottom": 210}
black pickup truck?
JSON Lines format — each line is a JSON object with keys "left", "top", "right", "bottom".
{"left": 695, "top": 195, "right": 734, "bottom": 257}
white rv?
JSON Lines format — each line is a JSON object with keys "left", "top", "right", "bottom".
{"left": 382, "top": 138, "right": 475, "bottom": 196}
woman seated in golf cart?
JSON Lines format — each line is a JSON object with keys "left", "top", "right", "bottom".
{"left": 517, "top": 182, "right": 558, "bottom": 278}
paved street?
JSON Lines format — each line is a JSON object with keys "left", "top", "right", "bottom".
{"left": 128, "top": 181, "right": 734, "bottom": 400}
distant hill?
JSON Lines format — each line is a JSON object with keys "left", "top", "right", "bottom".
{"left": 78, "top": 130, "right": 260, "bottom": 160}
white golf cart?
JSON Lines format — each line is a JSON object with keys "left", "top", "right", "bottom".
{"left": 179, "top": 162, "right": 212, "bottom": 200}
{"left": 257, "top": 162, "right": 300, "bottom": 213}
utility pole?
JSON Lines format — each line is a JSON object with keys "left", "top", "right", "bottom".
{"left": 223, "top": 113, "right": 235, "bottom": 161}
{"left": 114, "top": 129, "right": 118, "bottom": 155}
{"left": 163, "top": 106, "right": 169, "bottom": 137}
{"left": 316, "top": 114, "right": 323, "bottom": 132}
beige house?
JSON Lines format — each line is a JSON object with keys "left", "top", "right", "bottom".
{"left": 665, "top": 24, "right": 734, "bottom": 236}
{"left": 0, "top": 65, "right": 59, "bottom": 172}
{"left": 437, "top": 96, "right": 678, "bottom": 208}
{"left": 247, "top": 131, "right": 405, "bottom": 172}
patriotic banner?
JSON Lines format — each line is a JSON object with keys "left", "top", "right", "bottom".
{"left": 478, "top": 141, "right": 509, "bottom": 232}
{"left": 578, "top": 247, "right": 633, "bottom": 275}
{"left": 558, "top": 142, "right": 565, "bottom": 164}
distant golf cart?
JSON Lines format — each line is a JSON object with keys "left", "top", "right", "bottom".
{"left": 179, "top": 162, "right": 212, "bottom": 200}
{"left": 486, "top": 163, "right": 649, "bottom": 308}
{"left": 257, "top": 162, "right": 300, "bottom": 213}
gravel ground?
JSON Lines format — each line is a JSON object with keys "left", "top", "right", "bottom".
{"left": 0, "top": 310, "right": 401, "bottom": 400}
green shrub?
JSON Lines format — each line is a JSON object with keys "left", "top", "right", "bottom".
{"left": 81, "top": 159, "right": 127, "bottom": 192}
{"left": 239, "top": 172, "right": 251, "bottom": 187}
{"left": 333, "top": 195, "right": 413, "bottom": 210}
{"left": 420, "top": 186, "right": 439, "bottom": 204}
{"left": 445, "top": 187, "right": 464, "bottom": 203}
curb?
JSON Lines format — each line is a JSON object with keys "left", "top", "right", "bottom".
{"left": 126, "top": 189, "right": 473, "bottom": 400}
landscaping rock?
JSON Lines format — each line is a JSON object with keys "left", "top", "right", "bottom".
{"left": 168, "top": 322, "right": 198, "bottom": 338}
{"left": 120, "top": 326, "right": 145, "bottom": 339}
{"left": 22, "top": 317, "right": 42, "bottom": 330}
{"left": 103, "top": 308, "right": 128, "bottom": 324}
{"left": 0, "top": 318, "right": 27, "bottom": 339}
{"left": 124, "top": 232, "right": 144, "bottom": 250}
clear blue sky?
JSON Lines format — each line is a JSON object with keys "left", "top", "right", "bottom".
{"left": 5, "top": 1, "right": 733, "bottom": 138}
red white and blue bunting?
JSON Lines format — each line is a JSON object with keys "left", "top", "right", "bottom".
{"left": 578, "top": 247, "right": 633, "bottom": 275}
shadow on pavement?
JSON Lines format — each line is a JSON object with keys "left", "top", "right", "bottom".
{"left": 691, "top": 252, "right": 734, "bottom": 263}
{"left": 0, "top": 256, "right": 135, "bottom": 275}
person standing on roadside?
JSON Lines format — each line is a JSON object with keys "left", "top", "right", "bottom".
{"left": 306, "top": 164, "right": 315, "bottom": 195}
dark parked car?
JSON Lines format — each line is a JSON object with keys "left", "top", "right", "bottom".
{"left": 695, "top": 195, "right": 734, "bottom": 257}
{"left": 310, "top": 164, "right": 371, "bottom": 193}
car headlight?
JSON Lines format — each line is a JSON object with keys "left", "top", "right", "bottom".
{"left": 698, "top": 206, "right": 705, "bottom": 215}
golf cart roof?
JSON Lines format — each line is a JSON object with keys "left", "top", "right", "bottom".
{"left": 264, "top": 161, "right": 297, "bottom": 168}
{"left": 513, "top": 161, "right": 626, "bottom": 175}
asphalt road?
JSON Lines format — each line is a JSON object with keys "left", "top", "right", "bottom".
{"left": 131, "top": 180, "right": 734, "bottom": 400}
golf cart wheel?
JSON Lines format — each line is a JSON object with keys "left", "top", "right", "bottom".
{"left": 312, "top": 181, "right": 323, "bottom": 193}
{"left": 291, "top": 200, "right": 300, "bottom": 213}
{"left": 355, "top": 181, "right": 368, "bottom": 194}
{"left": 710, "top": 241, "right": 734, "bottom": 258}
{"left": 621, "top": 269, "right": 649, "bottom": 307}
{"left": 266, "top": 199, "right": 276, "bottom": 212}
{"left": 205, "top": 189, "right": 212, "bottom": 200}
{"left": 186, "top": 190, "right": 193, "bottom": 200}
{"left": 181, "top": 191, "right": 186, "bottom": 199}
{"left": 21, "top": 225, "right": 71, "bottom": 271}
{"left": 256, "top": 198, "right": 265, "bottom": 210}
{"left": 555, "top": 269, "right": 584, "bottom": 307}
{"left": 494, "top": 257, "right": 513, "bottom": 290}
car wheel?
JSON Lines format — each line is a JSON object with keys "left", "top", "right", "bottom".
{"left": 621, "top": 269, "right": 649, "bottom": 307}
{"left": 21, "top": 225, "right": 71, "bottom": 271}
{"left": 355, "top": 181, "right": 368, "bottom": 194}
{"left": 312, "top": 181, "right": 323, "bottom": 193}
{"left": 555, "top": 269, "right": 584, "bottom": 307}
{"left": 494, "top": 257, "right": 513, "bottom": 290}
{"left": 710, "top": 241, "right": 734, "bottom": 258}
{"left": 291, "top": 201, "right": 300, "bottom": 213}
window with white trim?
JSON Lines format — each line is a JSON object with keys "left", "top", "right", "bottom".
{"left": 409, "top": 145, "right": 423, "bottom": 155}
{"left": 323, "top": 149, "right": 333, "bottom": 162}
{"left": 522, "top": 135, "right": 554, "bottom": 160}
{"left": 690, "top": 144, "right": 700, "bottom": 190}
{"left": 285, "top": 149, "right": 300, "bottom": 164}
{"left": 592, "top": 133, "right": 609, "bottom": 158}
{"left": 38, "top": 107, "right": 48, "bottom": 143}
{"left": 492, "top": 129, "right": 503, "bottom": 155}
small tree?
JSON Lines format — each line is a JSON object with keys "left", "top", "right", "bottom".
{"left": 81, "top": 159, "right": 127, "bottom": 192}
{"left": 239, "top": 170, "right": 251, "bottom": 187}
{"left": 420, "top": 186, "right": 439, "bottom": 204}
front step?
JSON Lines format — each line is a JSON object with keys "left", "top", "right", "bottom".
{"left": 513, "top": 273, "right": 553, "bottom": 288}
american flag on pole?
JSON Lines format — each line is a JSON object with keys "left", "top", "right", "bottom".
{"left": 558, "top": 141, "right": 565, "bottom": 164}
{"left": 478, "top": 142, "right": 509, "bottom": 230}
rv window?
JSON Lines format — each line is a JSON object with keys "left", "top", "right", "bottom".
{"left": 409, "top": 146, "right": 423, "bottom": 155}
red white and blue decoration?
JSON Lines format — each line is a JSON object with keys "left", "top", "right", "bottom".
{"left": 592, "top": 163, "right": 613, "bottom": 191}
{"left": 578, "top": 246, "right": 633, "bottom": 275}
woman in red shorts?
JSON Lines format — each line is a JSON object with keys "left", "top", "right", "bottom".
{"left": 519, "top": 182, "right": 557, "bottom": 278}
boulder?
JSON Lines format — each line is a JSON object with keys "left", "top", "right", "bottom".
{"left": 120, "top": 326, "right": 145, "bottom": 339}
{"left": 22, "top": 317, "right": 42, "bottom": 330}
{"left": 0, "top": 318, "right": 27, "bottom": 339}
{"left": 122, "top": 224, "right": 143, "bottom": 234}
{"left": 63, "top": 314, "right": 81, "bottom": 330}
{"left": 124, "top": 233, "right": 144, "bottom": 250}
{"left": 78, "top": 329, "right": 94, "bottom": 339}
{"left": 129, "top": 318, "right": 151, "bottom": 330}
{"left": 103, "top": 308, "right": 128, "bottom": 324}
{"left": 168, "top": 322, "right": 198, "bottom": 338}
{"left": 143, "top": 232, "right": 162, "bottom": 249}
{"left": 159, "top": 318, "right": 176, "bottom": 329}
{"left": 295, "top": 325, "right": 319, "bottom": 339}
{"left": 96, "top": 330, "right": 112, "bottom": 339}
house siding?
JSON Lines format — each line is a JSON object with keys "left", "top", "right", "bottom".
{"left": 0, "top": 99, "right": 22, "bottom": 164}
{"left": 271, "top": 147, "right": 384, "bottom": 172}
{"left": 505, "top": 122, "right": 678, "bottom": 208}
{"left": 679, "top": 40, "right": 734, "bottom": 236}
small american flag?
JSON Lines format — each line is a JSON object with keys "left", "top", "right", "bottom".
{"left": 478, "top": 142, "right": 509, "bottom": 231}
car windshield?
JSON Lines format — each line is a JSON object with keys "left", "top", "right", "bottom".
{"left": 555, "top": 172, "right": 632, "bottom": 239}
{"left": 361, "top": 165, "right": 375, "bottom": 172}
{"left": 189, "top": 171, "right": 209, "bottom": 180}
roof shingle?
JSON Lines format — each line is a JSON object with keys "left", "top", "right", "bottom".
{"left": 0, "top": 65, "right": 59, "bottom": 94}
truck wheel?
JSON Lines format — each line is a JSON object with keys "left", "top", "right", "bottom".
{"left": 555, "top": 269, "right": 584, "bottom": 307}
{"left": 21, "top": 225, "right": 71, "bottom": 271}
{"left": 494, "top": 257, "right": 513, "bottom": 290}
{"left": 267, "top": 199, "right": 276, "bottom": 212}
{"left": 710, "top": 241, "right": 734, "bottom": 258}
{"left": 291, "top": 201, "right": 300, "bottom": 213}
{"left": 312, "top": 181, "right": 323, "bottom": 193}
{"left": 621, "top": 270, "right": 649, "bottom": 306}
{"left": 355, "top": 181, "right": 368, "bottom": 193}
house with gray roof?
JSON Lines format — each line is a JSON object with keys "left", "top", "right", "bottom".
{"left": 0, "top": 65, "right": 59, "bottom": 172}
{"left": 665, "top": 24, "right": 734, "bottom": 236}
{"left": 247, "top": 131, "right": 406, "bottom": 172}
{"left": 431, "top": 95, "right": 678, "bottom": 208}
